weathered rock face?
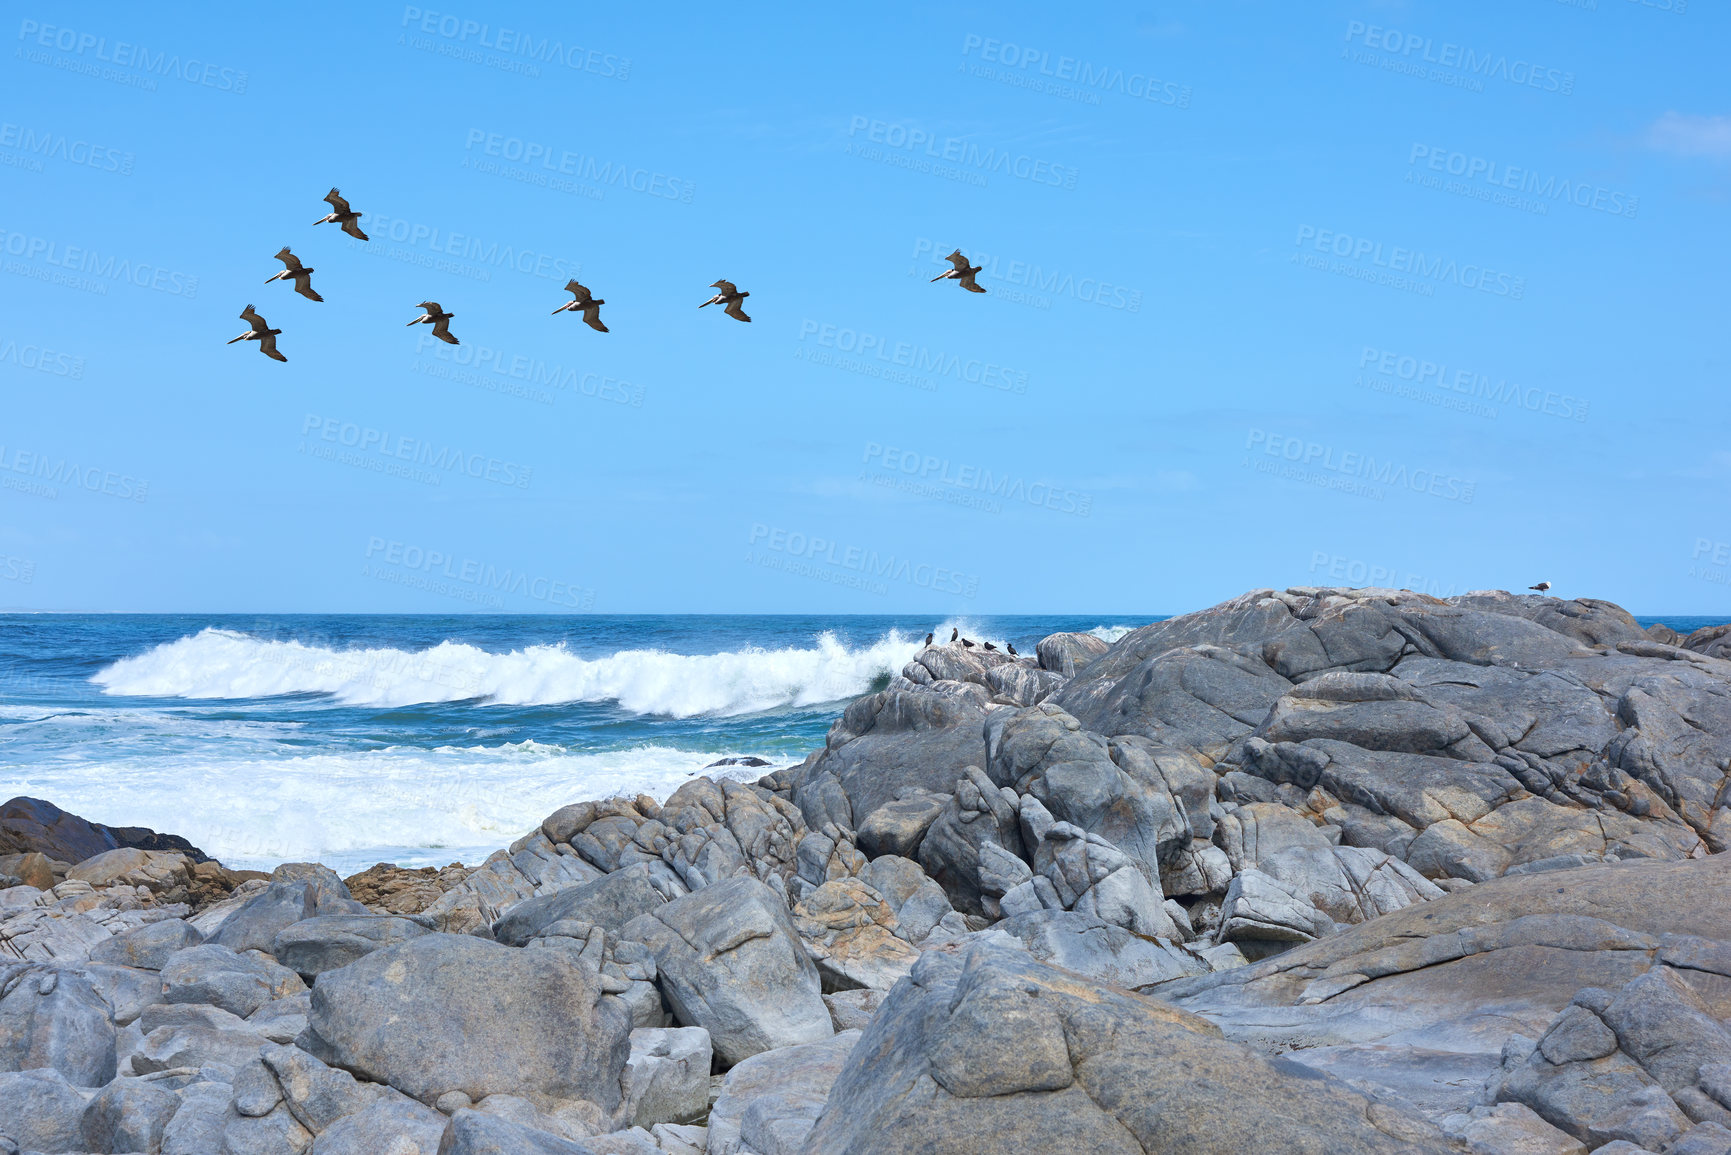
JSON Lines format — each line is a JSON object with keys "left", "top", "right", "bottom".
{"left": 302, "top": 932, "right": 633, "bottom": 1111}
{"left": 806, "top": 940, "right": 1456, "bottom": 1153}
{"left": 623, "top": 876, "right": 831, "bottom": 1066}
{"left": 1164, "top": 853, "right": 1731, "bottom": 1123}
{"left": 0, "top": 795, "right": 210, "bottom": 864}
{"left": 0, "top": 964, "right": 117, "bottom": 1085}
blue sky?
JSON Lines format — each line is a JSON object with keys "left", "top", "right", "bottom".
{"left": 1, "top": 0, "right": 1726, "bottom": 615}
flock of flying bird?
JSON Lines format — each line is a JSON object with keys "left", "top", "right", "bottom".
{"left": 227, "top": 188, "right": 989, "bottom": 362}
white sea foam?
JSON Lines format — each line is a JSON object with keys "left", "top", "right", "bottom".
{"left": 92, "top": 628, "right": 924, "bottom": 717}
{"left": 0, "top": 741, "right": 770, "bottom": 873}
{"left": 1088, "top": 625, "right": 1136, "bottom": 643}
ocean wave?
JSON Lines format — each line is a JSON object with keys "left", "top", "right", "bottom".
{"left": 1088, "top": 625, "right": 1136, "bottom": 643}
{"left": 91, "top": 628, "right": 925, "bottom": 717}
{"left": 0, "top": 741, "right": 772, "bottom": 872}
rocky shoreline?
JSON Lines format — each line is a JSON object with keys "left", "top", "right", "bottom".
{"left": 6, "top": 587, "right": 1731, "bottom": 1153}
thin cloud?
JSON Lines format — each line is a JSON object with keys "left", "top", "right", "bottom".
{"left": 1646, "top": 112, "right": 1731, "bottom": 160}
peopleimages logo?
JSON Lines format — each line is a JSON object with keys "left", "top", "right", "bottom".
{"left": 797, "top": 320, "right": 1027, "bottom": 395}
{"left": 16, "top": 18, "right": 249, "bottom": 94}
{"left": 862, "top": 443, "right": 1091, "bottom": 516}
{"left": 1342, "top": 21, "right": 1574, "bottom": 95}
{"left": 1358, "top": 346, "right": 1588, "bottom": 422}
{"left": 399, "top": 7, "right": 630, "bottom": 79}
{"left": 1407, "top": 145, "right": 1637, "bottom": 219}
{"left": 845, "top": 117, "right": 1079, "bottom": 190}
{"left": 0, "top": 227, "right": 198, "bottom": 298}
{"left": 0, "top": 122, "right": 133, "bottom": 175}
{"left": 1245, "top": 428, "right": 1475, "bottom": 504}
{"left": 299, "top": 414, "right": 533, "bottom": 489}
{"left": 958, "top": 34, "right": 1191, "bottom": 108}
{"left": 747, "top": 524, "right": 980, "bottom": 597}
{"left": 1294, "top": 225, "right": 1525, "bottom": 300}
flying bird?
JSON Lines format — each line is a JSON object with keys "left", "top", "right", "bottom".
{"left": 265, "top": 247, "right": 322, "bottom": 301}
{"left": 931, "top": 249, "right": 986, "bottom": 293}
{"left": 1529, "top": 581, "right": 1552, "bottom": 593}
{"left": 406, "top": 301, "right": 459, "bottom": 344}
{"left": 226, "top": 305, "right": 285, "bottom": 362}
{"left": 552, "top": 281, "right": 608, "bottom": 332}
{"left": 699, "top": 280, "right": 751, "bottom": 322}
{"left": 314, "top": 188, "right": 369, "bottom": 241}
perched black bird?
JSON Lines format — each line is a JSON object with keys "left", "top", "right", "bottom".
{"left": 950, "top": 628, "right": 958, "bottom": 643}
{"left": 1006, "top": 643, "right": 1019, "bottom": 657}
{"left": 960, "top": 637, "right": 976, "bottom": 650}
{"left": 1529, "top": 581, "right": 1552, "bottom": 593}
{"left": 924, "top": 632, "right": 933, "bottom": 646}
{"left": 982, "top": 642, "right": 998, "bottom": 652}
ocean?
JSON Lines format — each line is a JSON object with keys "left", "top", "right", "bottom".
{"left": 0, "top": 614, "right": 1150, "bottom": 874}
{"left": 2, "top": 611, "right": 1717, "bottom": 875}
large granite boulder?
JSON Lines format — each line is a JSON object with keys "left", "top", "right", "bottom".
{"left": 1163, "top": 853, "right": 1731, "bottom": 1119}
{"left": 805, "top": 940, "right": 1456, "bottom": 1152}
{"left": 302, "top": 932, "right": 632, "bottom": 1111}
{"left": 270, "top": 912, "right": 433, "bottom": 977}
{"left": 0, "top": 965, "right": 116, "bottom": 1086}
{"left": 493, "top": 861, "right": 687, "bottom": 944}
{"left": 623, "top": 876, "right": 831, "bottom": 1066}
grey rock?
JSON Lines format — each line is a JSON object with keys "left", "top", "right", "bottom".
{"left": 259, "top": 1042, "right": 390, "bottom": 1134}
{"left": 1601, "top": 967, "right": 1731, "bottom": 1103}
{"left": 247, "top": 993, "right": 311, "bottom": 1045}
{"left": 80, "top": 1079, "right": 179, "bottom": 1154}
{"left": 1438, "top": 1102, "right": 1587, "bottom": 1155}
{"left": 1671, "top": 1123, "right": 1731, "bottom": 1155}
{"left": 302, "top": 933, "right": 630, "bottom": 1109}
{"left": 789, "top": 688, "right": 990, "bottom": 840}
{"left": 853, "top": 795, "right": 946, "bottom": 861}
{"left": 1537, "top": 1005, "right": 1618, "bottom": 1065}
{"left": 161, "top": 1079, "right": 231, "bottom": 1155}
{"left": 915, "top": 766, "right": 1025, "bottom": 917}
{"left": 856, "top": 856, "right": 951, "bottom": 944}
{"left": 622, "top": 876, "right": 830, "bottom": 1067}
{"left": 160, "top": 944, "right": 305, "bottom": 1018}
{"left": 985, "top": 705, "right": 1210, "bottom": 883}
{"left": 270, "top": 914, "right": 433, "bottom": 978}
{"left": 82, "top": 963, "right": 165, "bottom": 1027}
{"left": 492, "top": 863, "right": 685, "bottom": 945}
{"left": 706, "top": 1030, "right": 859, "bottom": 1155}
{"left": 208, "top": 882, "right": 319, "bottom": 954}
{"left": 0, "top": 966, "right": 117, "bottom": 1086}
{"left": 306, "top": 1095, "right": 446, "bottom": 1154}
{"left": 994, "top": 909, "right": 1206, "bottom": 988}
{"left": 234, "top": 1056, "right": 284, "bottom": 1116}
{"left": 805, "top": 940, "right": 1453, "bottom": 1153}
{"left": 621, "top": 1027, "right": 710, "bottom": 1128}
{"left": 1031, "top": 821, "right": 1176, "bottom": 939}
{"left": 88, "top": 919, "right": 203, "bottom": 971}
{"left": 219, "top": 1100, "right": 314, "bottom": 1155}
{"left": 131, "top": 1003, "right": 271, "bottom": 1075}
{"left": 0, "top": 1067, "right": 89, "bottom": 1153}
{"left": 434, "top": 1109, "right": 596, "bottom": 1155}
{"left": 1035, "top": 631, "right": 1109, "bottom": 678}
{"left": 823, "top": 989, "right": 884, "bottom": 1033}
